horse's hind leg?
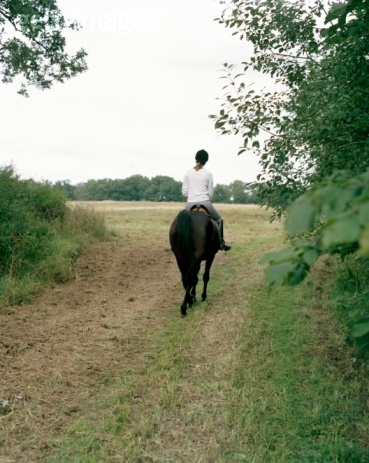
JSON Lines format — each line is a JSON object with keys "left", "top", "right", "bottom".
{"left": 190, "top": 275, "right": 198, "bottom": 302}
{"left": 202, "top": 254, "right": 215, "bottom": 301}
{"left": 181, "top": 295, "right": 187, "bottom": 317}
{"left": 181, "top": 272, "right": 199, "bottom": 317}
{"left": 181, "top": 286, "right": 193, "bottom": 317}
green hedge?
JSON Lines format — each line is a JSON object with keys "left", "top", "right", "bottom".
{"left": 0, "top": 166, "right": 109, "bottom": 306}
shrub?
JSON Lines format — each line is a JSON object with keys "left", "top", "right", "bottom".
{"left": 0, "top": 166, "right": 110, "bottom": 307}
{"left": 0, "top": 167, "right": 54, "bottom": 277}
{"left": 26, "top": 180, "right": 67, "bottom": 221}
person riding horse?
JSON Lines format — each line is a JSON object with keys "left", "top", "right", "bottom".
{"left": 182, "top": 149, "right": 231, "bottom": 251}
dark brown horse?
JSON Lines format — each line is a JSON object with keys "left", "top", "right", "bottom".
{"left": 169, "top": 207, "right": 220, "bottom": 317}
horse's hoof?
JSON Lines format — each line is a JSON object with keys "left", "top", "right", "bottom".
{"left": 201, "top": 296, "right": 206, "bottom": 302}
{"left": 181, "top": 307, "right": 187, "bottom": 317}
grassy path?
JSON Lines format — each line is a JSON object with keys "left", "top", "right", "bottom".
{"left": 2, "top": 204, "right": 369, "bottom": 462}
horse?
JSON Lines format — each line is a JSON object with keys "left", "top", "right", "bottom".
{"left": 169, "top": 206, "right": 220, "bottom": 317}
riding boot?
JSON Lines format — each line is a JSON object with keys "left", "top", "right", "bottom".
{"left": 217, "top": 219, "right": 231, "bottom": 251}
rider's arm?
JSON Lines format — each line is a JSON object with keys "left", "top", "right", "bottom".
{"left": 208, "top": 173, "right": 214, "bottom": 200}
{"left": 182, "top": 173, "right": 189, "bottom": 199}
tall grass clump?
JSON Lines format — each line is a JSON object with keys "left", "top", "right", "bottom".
{"left": 331, "top": 257, "right": 369, "bottom": 323}
{"left": 328, "top": 256, "right": 369, "bottom": 362}
{"left": 60, "top": 205, "right": 110, "bottom": 243}
{"left": 0, "top": 166, "right": 110, "bottom": 307}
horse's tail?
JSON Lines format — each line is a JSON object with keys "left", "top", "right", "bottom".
{"left": 176, "top": 210, "right": 195, "bottom": 287}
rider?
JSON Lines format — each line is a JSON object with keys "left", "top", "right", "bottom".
{"left": 182, "top": 149, "right": 231, "bottom": 251}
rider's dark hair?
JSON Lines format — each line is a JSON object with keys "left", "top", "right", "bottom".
{"left": 195, "top": 149, "right": 209, "bottom": 165}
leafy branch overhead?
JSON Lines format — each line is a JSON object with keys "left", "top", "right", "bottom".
{"left": 0, "top": 0, "right": 87, "bottom": 95}
{"left": 261, "top": 170, "right": 369, "bottom": 288}
{"left": 211, "top": 0, "right": 369, "bottom": 214}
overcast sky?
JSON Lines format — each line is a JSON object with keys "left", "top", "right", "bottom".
{"left": 0, "top": 0, "right": 268, "bottom": 186}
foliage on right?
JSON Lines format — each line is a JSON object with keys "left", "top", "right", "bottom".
{"left": 212, "top": 0, "right": 369, "bottom": 214}
{"left": 213, "top": 0, "right": 369, "bottom": 352}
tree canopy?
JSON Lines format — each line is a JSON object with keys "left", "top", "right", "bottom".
{"left": 212, "top": 0, "right": 369, "bottom": 216}
{"left": 0, "top": 0, "right": 87, "bottom": 95}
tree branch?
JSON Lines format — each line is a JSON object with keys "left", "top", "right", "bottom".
{"left": 0, "top": 8, "right": 19, "bottom": 32}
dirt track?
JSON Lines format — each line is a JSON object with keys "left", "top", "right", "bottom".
{"left": 0, "top": 236, "right": 179, "bottom": 461}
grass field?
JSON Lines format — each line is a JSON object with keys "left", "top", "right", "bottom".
{"left": 1, "top": 202, "right": 369, "bottom": 463}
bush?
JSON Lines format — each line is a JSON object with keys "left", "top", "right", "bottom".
{"left": 333, "top": 257, "right": 369, "bottom": 324}
{"left": 0, "top": 166, "right": 110, "bottom": 307}
{"left": 0, "top": 167, "right": 54, "bottom": 278}
{"left": 26, "top": 180, "right": 67, "bottom": 221}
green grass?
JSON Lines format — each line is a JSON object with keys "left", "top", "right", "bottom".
{"left": 227, "top": 280, "right": 369, "bottom": 462}
{"left": 8, "top": 203, "right": 369, "bottom": 462}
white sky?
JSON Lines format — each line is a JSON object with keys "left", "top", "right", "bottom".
{"left": 0, "top": 0, "right": 269, "bottom": 186}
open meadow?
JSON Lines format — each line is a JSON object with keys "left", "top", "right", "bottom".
{"left": 1, "top": 202, "right": 369, "bottom": 463}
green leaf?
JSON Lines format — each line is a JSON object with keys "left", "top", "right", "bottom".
{"left": 260, "top": 247, "right": 298, "bottom": 265}
{"left": 302, "top": 248, "right": 319, "bottom": 266}
{"left": 215, "top": 121, "right": 226, "bottom": 129}
{"left": 286, "top": 263, "right": 308, "bottom": 286}
{"left": 351, "top": 318, "right": 369, "bottom": 339}
{"left": 322, "top": 215, "right": 360, "bottom": 249}
{"left": 285, "top": 196, "right": 316, "bottom": 234}
{"left": 324, "top": 3, "right": 347, "bottom": 24}
{"left": 314, "top": 186, "right": 353, "bottom": 219}
{"left": 265, "top": 261, "right": 297, "bottom": 286}
{"left": 358, "top": 201, "right": 369, "bottom": 225}
{"left": 358, "top": 225, "right": 369, "bottom": 256}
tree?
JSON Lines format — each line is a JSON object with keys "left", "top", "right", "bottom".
{"left": 74, "top": 179, "right": 114, "bottom": 201}
{"left": 0, "top": 0, "right": 87, "bottom": 96}
{"left": 214, "top": 184, "right": 231, "bottom": 203}
{"left": 144, "top": 176, "right": 182, "bottom": 202}
{"left": 53, "top": 180, "right": 77, "bottom": 200}
{"left": 103, "top": 177, "right": 151, "bottom": 201}
{"left": 212, "top": 0, "right": 369, "bottom": 216}
{"left": 229, "top": 180, "right": 248, "bottom": 204}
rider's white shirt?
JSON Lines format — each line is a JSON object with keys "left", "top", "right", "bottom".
{"left": 182, "top": 167, "right": 214, "bottom": 202}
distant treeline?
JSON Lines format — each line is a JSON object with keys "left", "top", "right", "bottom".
{"left": 53, "top": 175, "right": 260, "bottom": 204}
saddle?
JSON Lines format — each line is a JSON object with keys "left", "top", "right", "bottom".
{"left": 190, "top": 204, "right": 209, "bottom": 215}
{"left": 190, "top": 204, "right": 219, "bottom": 238}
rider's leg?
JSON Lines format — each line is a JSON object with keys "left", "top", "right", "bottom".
{"left": 203, "top": 202, "right": 231, "bottom": 251}
{"left": 216, "top": 218, "right": 231, "bottom": 251}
